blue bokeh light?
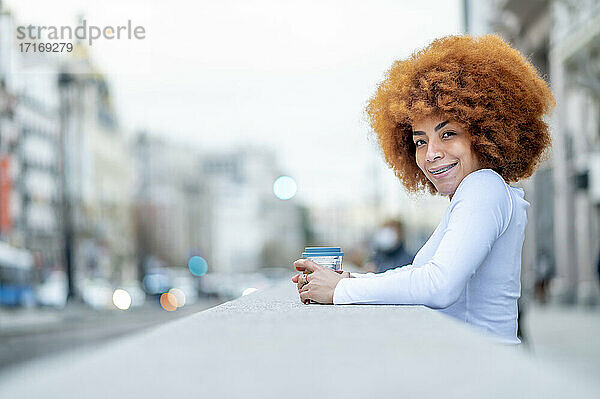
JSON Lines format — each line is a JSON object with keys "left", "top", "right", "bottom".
{"left": 188, "top": 256, "right": 208, "bottom": 276}
{"left": 273, "top": 175, "right": 297, "bottom": 200}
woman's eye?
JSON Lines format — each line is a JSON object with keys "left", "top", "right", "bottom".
{"left": 442, "top": 131, "right": 455, "bottom": 138}
{"left": 414, "top": 140, "right": 425, "bottom": 147}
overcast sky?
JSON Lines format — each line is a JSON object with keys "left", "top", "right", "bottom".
{"left": 7, "top": 0, "right": 462, "bottom": 207}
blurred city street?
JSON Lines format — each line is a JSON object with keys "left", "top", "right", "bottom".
{"left": 0, "top": 297, "right": 223, "bottom": 370}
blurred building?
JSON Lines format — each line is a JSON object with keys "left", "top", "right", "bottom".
{"left": 465, "top": 0, "right": 600, "bottom": 305}
{"left": 0, "top": 4, "right": 62, "bottom": 272}
{"left": 1, "top": 6, "right": 137, "bottom": 296}
{"left": 58, "top": 45, "right": 136, "bottom": 289}
{"left": 550, "top": 0, "right": 600, "bottom": 305}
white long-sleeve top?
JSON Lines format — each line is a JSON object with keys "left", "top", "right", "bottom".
{"left": 333, "top": 169, "right": 529, "bottom": 344}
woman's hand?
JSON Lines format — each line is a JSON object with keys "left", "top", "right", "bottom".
{"left": 291, "top": 259, "right": 349, "bottom": 304}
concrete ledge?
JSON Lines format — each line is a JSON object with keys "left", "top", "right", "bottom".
{"left": 1, "top": 282, "right": 598, "bottom": 398}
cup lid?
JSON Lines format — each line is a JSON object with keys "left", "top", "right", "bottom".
{"left": 304, "top": 247, "right": 342, "bottom": 252}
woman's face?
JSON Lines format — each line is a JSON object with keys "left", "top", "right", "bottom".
{"left": 412, "top": 116, "right": 481, "bottom": 200}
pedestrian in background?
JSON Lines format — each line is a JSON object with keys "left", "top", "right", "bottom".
{"left": 534, "top": 251, "right": 555, "bottom": 304}
{"left": 366, "top": 220, "right": 414, "bottom": 274}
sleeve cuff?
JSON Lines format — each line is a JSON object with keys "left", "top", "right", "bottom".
{"left": 333, "top": 277, "right": 356, "bottom": 304}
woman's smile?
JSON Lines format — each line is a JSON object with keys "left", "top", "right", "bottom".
{"left": 428, "top": 162, "right": 458, "bottom": 178}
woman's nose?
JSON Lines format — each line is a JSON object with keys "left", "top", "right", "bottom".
{"left": 425, "top": 140, "right": 443, "bottom": 163}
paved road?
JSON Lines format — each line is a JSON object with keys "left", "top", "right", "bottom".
{"left": 0, "top": 297, "right": 223, "bottom": 370}
{"left": 521, "top": 303, "right": 600, "bottom": 384}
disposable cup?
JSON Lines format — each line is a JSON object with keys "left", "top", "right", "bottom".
{"left": 302, "top": 247, "right": 344, "bottom": 271}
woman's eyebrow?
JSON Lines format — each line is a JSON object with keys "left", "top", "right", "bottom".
{"left": 412, "top": 120, "right": 450, "bottom": 136}
{"left": 435, "top": 120, "right": 449, "bottom": 131}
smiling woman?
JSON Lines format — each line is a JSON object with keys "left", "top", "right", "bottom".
{"left": 292, "top": 34, "right": 555, "bottom": 345}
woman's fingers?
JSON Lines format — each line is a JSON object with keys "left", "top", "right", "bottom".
{"left": 292, "top": 259, "right": 320, "bottom": 292}
{"left": 292, "top": 272, "right": 310, "bottom": 284}
{"left": 294, "top": 272, "right": 311, "bottom": 290}
{"left": 299, "top": 289, "right": 311, "bottom": 304}
{"left": 294, "top": 260, "right": 309, "bottom": 273}
{"left": 299, "top": 282, "right": 310, "bottom": 293}
{"left": 297, "top": 279, "right": 306, "bottom": 291}
{"left": 293, "top": 259, "right": 305, "bottom": 271}
{"left": 293, "top": 258, "right": 320, "bottom": 273}
{"left": 292, "top": 261, "right": 330, "bottom": 304}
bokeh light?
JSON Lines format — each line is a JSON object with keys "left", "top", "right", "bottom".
{"left": 112, "top": 289, "right": 132, "bottom": 310}
{"left": 168, "top": 288, "right": 186, "bottom": 308}
{"left": 188, "top": 256, "right": 208, "bottom": 276}
{"left": 272, "top": 175, "right": 297, "bottom": 200}
{"left": 242, "top": 287, "right": 258, "bottom": 296}
{"left": 160, "top": 292, "right": 177, "bottom": 311}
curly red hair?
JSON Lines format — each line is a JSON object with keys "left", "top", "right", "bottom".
{"left": 366, "top": 34, "right": 555, "bottom": 195}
